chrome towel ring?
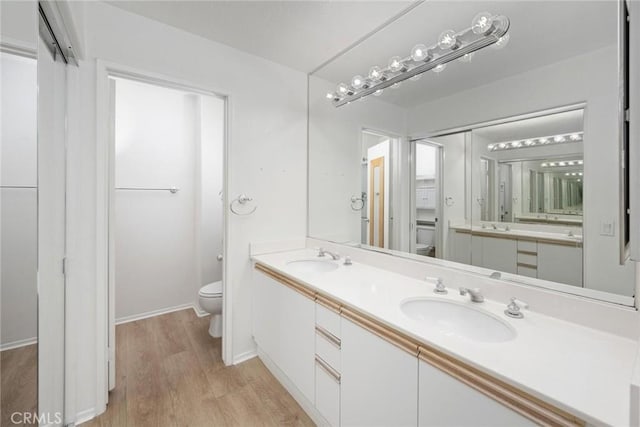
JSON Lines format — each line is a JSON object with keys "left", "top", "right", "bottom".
{"left": 230, "top": 194, "right": 257, "bottom": 216}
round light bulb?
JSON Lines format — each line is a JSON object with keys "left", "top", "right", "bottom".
{"left": 579, "top": 172, "right": 583, "bottom": 176}
{"left": 569, "top": 133, "right": 581, "bottom": 141}
{"left": 558, "top": 162, "right": 566, "bottom": 166}
{"left": 337, "top": 83, "right": 350, "bottom": 96}
{"left": 471, "top": 12, "right": 494, "bottom": 35}
{"left": 554, "top": 135, "right": 566, "bottom": 143}
{"left": 493, "top": 33, "right": 510, "bottom": 49}
{"left": 411, "top": 44, "right": 429, "bottom": 62}
{"left": 565, "top": 173, "right": 570, "bottom": 176}
{"left": 433, "top": 64, "right": 446, "bottom": 73}
{"left": 488, "top": 144, "right": 495, "bottom": 150}
{"left": 373, "top": 89, "right": 383, "bottom": 97}
{"left": 539, "top": 137, "right": 549, "bottom": 144}
{"left": 578, "top": 160, "right": 583, "bottom": 165}
{"left": 459, "top": 52, "right": 475, "bottom": 63}
{"left": 389, "top": 56, "right": 405, "bottom": 72}
{"left": 438, "top": 30, "right": 458, "bottom": 50}
{"left": 351, "top": 75, "right": 365, "bottom": 89}
{"left": 368, "top": 66, "right": 383, "bottom": 81}
{"left": 409, "top": 74, "right": 422, "bottom": 81}
{"left": 325, "top": 92, "right": 334, "bottom": 99}
{"left": 541, "top": 163, "right": 548, "bottom": 167}
{"left": 498, "top": 143, "right": 506, "bottom": 149}
{"left": 524, "top": 139, "right": 533, "bottom": 146}
{"left": 391, "top": 82, "right": 402, "bottom": 89}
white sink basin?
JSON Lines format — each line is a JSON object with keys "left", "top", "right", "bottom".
{"left": 286, "top": 259, "right": 339, "bottom": 274}
{"left": 400, "top": 298, "right": 516, "bottom": 343}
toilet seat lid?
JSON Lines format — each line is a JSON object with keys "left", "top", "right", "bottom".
{"left": 199, "top": 281, "right": 222, "bottom": 297}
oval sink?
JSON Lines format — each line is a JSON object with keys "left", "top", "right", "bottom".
{"left": 400, "top": 298, "right": 515, "bottom": 343}
{"left": 286, "top": 259, "right": 339, "bottom": 274}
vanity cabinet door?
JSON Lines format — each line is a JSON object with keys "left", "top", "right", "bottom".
{"left": 252, "top": 270, "right": 315, "bottom": 403}
{"left": 537, "top": 243, "right": 582, "bottom": 286}
{"left": 340, "top": 318, "right": 418, "bottom": 427}
{"left": 450, "top": 231, "right": 472, "bottom": 264}
{"left": 481, "top": 237, "right": 518, "bottom": 274}
{"left": 418, "top": 360, "right": 535, "bottom": 427}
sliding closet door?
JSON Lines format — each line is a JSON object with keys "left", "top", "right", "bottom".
{"left": 37, "top": 31, "right": 67, "bottom": 425}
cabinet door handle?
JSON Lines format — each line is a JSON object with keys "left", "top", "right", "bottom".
{"left": 315, "top": 355, "right": 341, "bottom": 384}
{"left": 315, "top": 325, "right": 341, "bottom": 348}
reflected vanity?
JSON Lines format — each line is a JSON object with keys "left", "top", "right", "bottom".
{"left": 308, "top": 0, "right": 634, "bottom": 303}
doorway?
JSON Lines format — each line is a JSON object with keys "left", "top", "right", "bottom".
{"left": 413, "top": 141, "right": 443, "bottom": 258}
{"left": 106, "top": 75, "right": 227, "bottom": 392}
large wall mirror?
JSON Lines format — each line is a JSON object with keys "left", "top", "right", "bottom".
{"left": 308, "top": 0, "right": 635, "bottom": 304}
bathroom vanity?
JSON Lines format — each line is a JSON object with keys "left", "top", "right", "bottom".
{"left": 251, "top": 247, "right": 636, "bottom": 427}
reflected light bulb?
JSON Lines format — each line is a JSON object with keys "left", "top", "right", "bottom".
{"left": 409, "top": 74, "right": 422, "bottom": 81}
{"left": 389, "top": 56, "right": 405, "bottom": 72}
{"left": 391, "top": 82, "right": 402, "bottom": 89}
{"left": 554, "top": 135, "right": 566, "bottom": 143}
{"left": 541, "top": 163, "right": 548, "bottom": 167}
{"left": 472, "top": 12, "right": 494, "bottom": 35}
{"left": 459, "top": 53, "right": 475, "bottom": 63}
{"left": 524, "top": 139, "right": 533, "bottom": 146}
{"left": 373, "top": 89, "right": 384, "bottom": 97}
{"left": 433, "top": 64, "right": 446, "bottom": 73}
{"left": 494, "top": 33, "right": 510, "bottom": 49}
{"left": 488, "top": 144, "right": 495, "bottom": 150}
{"left": 539, "top": 137, "right": 549, "bottom": 144}
{"left": 325, "top": 92, "right": 334, "bottom": 99}
{"left": 578, "top": 160, "right": 583, "bottom": 165}
{"left": 368, "top": 66, "right": 383, "bottom": 81}
{"left": 498, "top": 143, "right": 506, "bottom": 149}
{"left": 569, "top": 133, "right": 581, "bottom": 141}
{"left": 411, "top": 44, "right": 429, "bottom": 62}
{"left": 438, "top": 30, "right": 458, "bottom": 49}
{"left": 351, "top": 75, "right": 365, "bottom": 89}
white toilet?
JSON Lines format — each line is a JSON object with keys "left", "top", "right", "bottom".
{"left": 198, "top": 281, "right": 223, "bottom": 338}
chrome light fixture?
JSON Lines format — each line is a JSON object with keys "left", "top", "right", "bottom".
{"left": 327, "top": 12, "right": 510, "bottom": 107}
{"left": 487, "top": 132, "right": 583, "bottom": 152}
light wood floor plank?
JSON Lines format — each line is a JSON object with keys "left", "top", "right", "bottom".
{"left": 84, "top": 309, "right": 314, "bottom": 426}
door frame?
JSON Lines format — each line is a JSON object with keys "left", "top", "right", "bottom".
{"left": 95, "top": 60, "right": 231, "bottom": 413}
{"left": 368, "top": 156, "right": 385, "bottom": 247}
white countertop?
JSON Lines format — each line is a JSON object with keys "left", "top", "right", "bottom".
{"left": 449, "top": 224, "right": 583, "bottom": 244}
{"left": 253, "top": 248, "right": 636, "bottom": 426}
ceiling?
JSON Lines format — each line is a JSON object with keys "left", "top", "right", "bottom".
{"left": 473, "top": 109, "right": 584, "bottom": 143}
{"left": 105, "top": 0, "right": 418, "bottom": 73}
{"left": 314, "top": 1, "right": 618, "bottom": 107}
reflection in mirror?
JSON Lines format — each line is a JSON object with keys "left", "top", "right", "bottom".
{"left": 0, "top": 51, "right": 38, "bottom": 423}
{"left": 308, "top": 0, "right": 635, "bottom": 302}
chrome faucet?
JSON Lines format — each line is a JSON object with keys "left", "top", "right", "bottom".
{"left": 318, "top": 247, "right": 340, "bottom": 260}
{"left": 459, "top": 287, "right": 484, "bottom": 303}
{"left": 491, "top": 223, "right": 498, "bottom": 230}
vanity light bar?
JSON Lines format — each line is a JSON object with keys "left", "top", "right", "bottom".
{"left": 564, "top": 172, "right": 584, "bottom": 176}
{"left": 541, "top": 159, "right": 584, "bottom": 167}
{"left": 328, "top": 12, "right": 510, "bottom": 107}
{"left": 487, "top": 132, "right": 583, "bottom": 152}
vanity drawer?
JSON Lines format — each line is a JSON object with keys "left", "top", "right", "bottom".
{"left": 517, "top": 252, "right": 537, "bottom": 266}
{"left": 517, "top": 240, "right": 537, "bottom": 253}
{"left": 517, "top": 264, "right": 538, "bottom": 278}
{"left": 316, "top": 328, "right": 341, "bottom": 370}
{"left": 316, "top": 302, "right": 341, "bottom": 339}
{"left": 315, "top": 357, "right": 340, "bottom": 426}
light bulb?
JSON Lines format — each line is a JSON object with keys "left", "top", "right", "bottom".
{"left": 567, "top": 161, "right": 574, "bottom": 166}
{"left": 459, "top": 53, "right": 475, "bottom": 63}
{"left": 579, "top": 172, "right": 583, "bottom": 176}
{"left": 549, "top": 162, "right": 556, "bottom": 167}
{"left": 558, "top": 162, "right": 566, "bottom": 166}
{"left": 472, "top": 12, "right": 494, "bottom": 35}
{"left": 411, "top": 44, "right": 430, "bottom": 62}
{"left": 524, "top": 139, "right": 533, "bottom": 146}
{"left": 373, "top": 89, "right": 384, "bottom": 97}
{"left": 368, "top": 66, "right": 383, "bottom": 81}
{"left": 577, "top": 160, "right": 583, "bottom": 165}
{"left": 351, "top": 75, "right": 365, "bottom": 89}
{"left": 438, "top": 30, "right": 458, "bottom": 49}
{"left": 539, "top": 137, "right": 549, "bottom": 144}
{"left": 512, "top": 141, "right": 521, "bottom": 148}
{"left": 541, "top": 163, "right": 548, "bottom": 167}
{"left": 433, "top": 64, "right": 446, "bottom": 73}
{"left": 409, "top": 74, "right": 422, "bottom": 81}
{"left": 493, "top": 33, "right": 510, "bottom": 49}
{"left": 337, "top": 83, "right": 350, "bottom": 96}
{"left": 498, "top": 143, "right": 506, "bottom": 149}
{"left": 565, "top": 173, "right": 570, "bottom": 176}
{"left": 391, "top": 82, "right": 401, "bottom": 89}
{"left": 569, "top": 133, "right": 581, "bottom": 141}
{"left": 554, "top": 135, "right": 566, "bottom": 143}
{"left": 577, "top": 179, "right": 581, "bottom": 182}
{"left": 389, "top": 56, "right": 405, "bottom": 72}
{"left": 325, "top": 92, "right": 334, "bottom": 99}
{"left": 488, "top": 144, "right": 495, "bottom": 150}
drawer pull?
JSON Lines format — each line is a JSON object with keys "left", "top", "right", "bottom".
{"left": 315, "top": 325, "right": 341, "bottom": 348}
{"left": 315, "top": 355, "right": 341, "bottom": 384}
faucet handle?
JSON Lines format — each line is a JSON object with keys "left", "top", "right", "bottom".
{"left": 505, "top": 297, "right": 529, "bottom": 319}
{"left": 343, "top": 256, "right": 352, "bottom": 266}
{"left": 318, "top": 247, "right": 325, "bottom": 257}
{"left": 430, "top": 277, "right": 447, "bottom": 294}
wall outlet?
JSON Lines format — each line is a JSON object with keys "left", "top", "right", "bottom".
{"left": 600, "top": 220, "right": 616, "bottom": 236}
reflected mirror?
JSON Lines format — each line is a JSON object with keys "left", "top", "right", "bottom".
{"left": 308, "top": 0, "right": 635, "bottom": 302}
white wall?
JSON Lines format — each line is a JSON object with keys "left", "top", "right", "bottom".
{"left": 114, "top": 78, "right": 200, "bottom": 321}
{"left": 308, "top": 75, "right": 407, "bottom": 244}
{"left": 408, "top": 46, "right": 635, "bottom": 297}
{"left": 63, "top": 1, "right": 308, "bottom": 420}
{"left": 0, "top": 53, "right": 38, "bottom": 348}
{"left": 0, "top": 1, "right": 37, "bottom": 51}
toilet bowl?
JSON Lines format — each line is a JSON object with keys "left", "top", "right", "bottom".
{"left": 198, "top": 281, "right": 223, "bottom": 338}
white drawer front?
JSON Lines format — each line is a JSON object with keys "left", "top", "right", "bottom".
{"left": 517, "top": 252, "right": 537, "bottom": 266}
{"left": 517, "top": 265, "right": 538, "bottom": 278}
{"left": 316, "top": 303, "right": 341, "bottom": 338}
{"left": 517, "top": 240, "right": 537, "bottom": 253}
{"left": 316, "top": 328, "right": 341, "bottom": 371}
{"left": 315, "top": 359, "right": 340, "bottom": 427}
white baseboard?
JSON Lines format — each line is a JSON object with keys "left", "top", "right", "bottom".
{"left": 115, "top": 303, "right": 196, "bottom": 325}
{"left": 232, "top": 348, "right": 258, "bottom": 365}
{"left": 0, "top": 336, "right": 37, "bottom": 351}
{"left": 74, "top": 408, "right": 96, "bottom": 426}
{"left": 257, "top": 347, "right": 329, "bottom": 426}
{"left": 192, "top": 304, "right": 209, "bottom": 317}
